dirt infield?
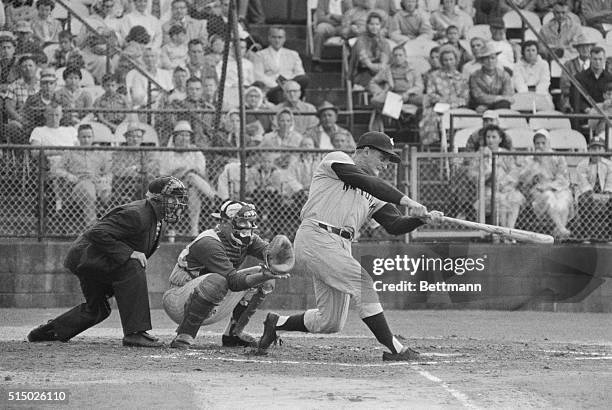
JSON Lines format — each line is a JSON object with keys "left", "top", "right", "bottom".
{"left": 1, "top": 309, "right": 611, "bottom": 409}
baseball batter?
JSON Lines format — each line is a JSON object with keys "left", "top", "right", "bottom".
{"left": 163, "top": 201, "right": 290, "bottom": 348}
{"left": 257, "top": 131, "right": 443, "bottom": 361}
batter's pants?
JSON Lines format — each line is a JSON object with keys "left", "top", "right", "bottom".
{"left": 296, "top": 221, "right": 383, "bottom": 334}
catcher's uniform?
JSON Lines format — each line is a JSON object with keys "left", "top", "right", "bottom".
{"left": 162, "top": 229, "right": 271, "bottom": 326}
{"left": 296, "top": 151, "right": 387, "bottom": 333}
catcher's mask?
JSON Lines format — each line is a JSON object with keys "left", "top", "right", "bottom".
{"left": 212, "top": 200, "right": 258, "bottom": 246}
{"left": 147, "top": 176, "right": 188, "bottom": 223}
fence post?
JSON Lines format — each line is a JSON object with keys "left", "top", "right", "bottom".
{"left": 490, "top": 152, "right": 497, "bottom": 230}
{"left": 37, "top": 148, "right": 45, "bottom": 242}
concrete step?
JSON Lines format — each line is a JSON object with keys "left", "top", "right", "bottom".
{"left": 307, "top": 71, "right": 342, "bottom": 89}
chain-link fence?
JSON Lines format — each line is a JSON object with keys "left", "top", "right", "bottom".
{"left": 410, "top": 150, "right": 612, "bottom": 243}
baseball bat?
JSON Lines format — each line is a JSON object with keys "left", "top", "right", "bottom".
{"left": 439, "top": 216, "right": 555, "bottom": 244}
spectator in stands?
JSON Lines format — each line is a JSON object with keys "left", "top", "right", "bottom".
{"left": 465, "top": 110, "right": 512, "bottom": 151}
{"left": 420, "top": 44, "right": 469, "bottom": 146}
{"left": 254, "top": 26, "right": 308, "bottom": 105}
{"left": 159, "top": 120, "right": 216, "bottom": 236}
{"left": 261, "top": 108, "right": 303, "bottom": 148}
{"left": 571, "top": 46, "right": 612, "bottom": 113}
{"left": 122, "top": 25, "right": 152, "bottom": 65}
{"left": 13, "top": 20, "right": 45, "bottom": 62}
{"left": 587, "top": 82, "right": 612, "bottom": 136}
{"left": 217, "top": 109, "right": 242, "bottom": 147}
{"left": 304, "top": 101, "right": 355, "bottom": 150}
{"left": 369, "top": 45, "right": 424, "bottom": 131}
{"left": 94, "top": 73, "right": 131, "bottom": 133}
{"left": 159, "top": 65, "right": 189, "bottom": 108}
{"left": 271, "top": 152, "right": 304, "bottom": 198}
{"left": 341, "top": 0, "right": 390, "bottom": 40}
{"left": 185, "top": 38, "right": 217, "bottom": 81}
{"left": 472, "top": 0, "right": 511, "bottom": 25}
{"left": 461, "top": 36, "right": 493, "bottom": 77}
{"left": 519, "top": 129, "right": 573, "bottom": 238}
{"left": 77, "top": 0, "right": 120, "bottom": 83}
{"left": 430, "top": 0, "right": 474, "bottom": 40}
{"left": 30, "top": 0, "right": 62, "bottom": 44}
{"left": 444, "top": 25, "right": 472, "bottom": 71}
{"left": 52, "top": 124, "right": 113, "bottom": 229}
{"left": 237, "top": 0, "right": 266, "bottom": 24}
{"left": 245, "top": 85, "right": 274, "bottom": 133}
{"left": 468, "top": 124, "right": 524, "bottom": 229}
{"left": 0, "top": 32, "right": 19, "bottom": 92}
{"left": 201, "top": 35, "right": 224, "bottom": 75}
{"left": 202, "top": 75, "right": 221, "bottom": 107}
{"left": 274, "top": 80, "right": 318, "bottom": 135}
{"left": 22, "top": 67, "right": 57, "bottom": 139}
{"left": 423, "top": 45, "right": 441, "bottom": 92}
{"left": 54, "top": 65, "right": 93, "bottom": 126}
{"left": 512, "top": 40, "right": 551, "bottom": 95}
{"left": 533, "top": 0, "right": 577, "bottom": 18}
{"left": 5, "top": 54, "right": 39, "bottom": 137}
{"left": 171, "top": 76, "right": 214, "bottom": 147}
{"left": 52, "top": 31, "right": 77, "bottom": 69}
{"left": 196, "top": 0, "right": 251, "bottom": 42}
{"left": 119, "top": 0, "right": 163, "bottom": 49}
{"left": 217, "top": 38, "right": 255, "bottom": 107}
{"left": 539, "top": 0, "right": 582, "bottom": 60}
{"left": 29, "top": 104, "right": 78, "bottom": 151}
{"left": 574, "top": 136, "right": 612, "bottom": 241}
{"left": 312, "top": 0, "right": 353, "bottom": 70}
{"left": 160, "top": 24, "right": 189, "bottom": 70}
{"left": 581, "top": 0, "right": 612, "bottom": 35}
{"left": 162, "top": 0, "right": 208, "bottom": 46}
{"left": 54, "top": 52, "right": 96, "bottom": 88}
{"left": 216, "top": 139, "right": 261, "bottom": 201}
{"left": 290, "top": 136, "right": 320, "bottom": 188}
{"left": 488, "top": 19, "right": 516, "bottom": 72}
{"left": 4, "top": 0, "right": 36, "bottom": 31}
{"left": 469, "top": 43, "right": 514, "bottom": 113}
{"left": 388, "top": 0, "right": 434, "bottom": 43}
{"left": 125, "top": 47, "right": 173, "bottom": 108}
{"left": 349, "top": 11, "right": 391, "bottom": 88}
{"left": 110, "top": 122, "right": 159, "bottom": 206}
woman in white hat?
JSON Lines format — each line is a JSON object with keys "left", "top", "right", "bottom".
{"left": 159, "top": 120, "right": 216, "bottom": 236}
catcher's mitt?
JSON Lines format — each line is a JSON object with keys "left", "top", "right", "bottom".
{"left": 264, "top": 235, "right": 295, "bottom": 274}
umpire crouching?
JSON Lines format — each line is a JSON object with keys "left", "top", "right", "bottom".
{"left": 27, "top": 176, "right": 188, "bottom": 347}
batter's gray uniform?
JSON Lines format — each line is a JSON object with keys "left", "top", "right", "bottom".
{"left": 297, "top": 151, "right": 386, "bottom": 333}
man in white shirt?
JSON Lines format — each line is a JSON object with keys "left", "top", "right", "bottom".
{"left": 217, "top": 38, "right": 255, "bottom": 108}
{"left": 125, "top": 47, "right": 173, "bottom": 108}
{"left": 488, "top": 19, "right": 515, "bottom": 73}
{"left": 119, "top": 0, "right": 163, "bottom": 49}
{"left": 161, "top": 0, "right": 207, "bottom": 46}
{"left": 29, "top": 104, "right": 78, "bottom": 174}
{"left": 253, "top": 26, "right": 309, "bottom": 104}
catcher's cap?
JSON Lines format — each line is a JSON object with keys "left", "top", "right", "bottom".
{"left": 356, "top": 131, "right": 400, "bottom": 163}
{"left": 212, "top": 200, "right": 258, "bottom": 228}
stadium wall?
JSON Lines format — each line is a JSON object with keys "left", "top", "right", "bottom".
{"left": 1, "top": 242, "right": 611, "bottom": 312}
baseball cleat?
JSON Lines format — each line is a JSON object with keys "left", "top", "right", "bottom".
{"left": 27, "top": 321, "right": 60, "bottom": 342}
{"left": 222, "top": 332, "right": 258, "bottom": 348}
{"left": 382, "top": 346, "right": 421, "bottom": 362}
{"left": 256, "top": 312, "right": 280, "bottom": 354}
{"left": 170, "top": 333, "right": 194, "bottom": 349}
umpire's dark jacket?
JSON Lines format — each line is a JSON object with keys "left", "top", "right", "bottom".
{"left": 64, "top": 199, "right": 163, "bottom": 275}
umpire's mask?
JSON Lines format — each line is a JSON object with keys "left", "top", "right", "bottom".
{"left": 147, "top": 176, "right": 188, "bottom": 223}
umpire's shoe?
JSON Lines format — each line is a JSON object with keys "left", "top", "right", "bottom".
{"left": 255, "top": 313, "right": 280, "bottom": 354}
{"left": 382, "top": 346, "right": 421, "bottom": 362}
{"left": 222, "top": 332, "right": 258, "bottom": 348}
{"left": 27, "top": 321, "right": 61, "bottom": 342}
{"left": 170, "top": 333, "right": 194, "bottom": 349}
{"left": 122, "top": 331, "right": 163, "bottom": 347}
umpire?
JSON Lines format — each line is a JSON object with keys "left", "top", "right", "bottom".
{"left": 27, "top": 176, "right": 188, "bottom": 347}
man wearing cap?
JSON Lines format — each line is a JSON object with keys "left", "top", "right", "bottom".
{"left": 13, "top": 20, "right": 45, "bottom": 63}
{"left": 304, "top": 101, "right": 356, "bottom": 150}
{"left": 488, "top": 19, "right": 515, "bottom": 72}
{"left": 274, "top": 80, "right": 318, "bottom": 135}
{"left": 575, "top": 137, "right": 612, "bottom": 241}
{"left": 21, "top": 67, "right": 58, "bottom": 138}
{"left": 27, "top": 176, "right": 188, "bottom": 347}
{"left": 469, "top": 43, "right": 514, "bottom": 112}
{"left": 539, "top": 0, "right": 583, "bottom": 60}
{"left": 257, "top": 131, "right": 444, "bottom": 362}
{"left": 465, "top": 110, "right": 512, "bottom": 151}
{"left": 560, "top": 34, "right": 595, "bottom": 112}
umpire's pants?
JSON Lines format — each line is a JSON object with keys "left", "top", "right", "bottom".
{"left": 50, "top": 259, "right": 152, "bottom": 341}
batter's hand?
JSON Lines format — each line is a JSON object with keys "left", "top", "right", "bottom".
{"left": 424, "top": 210, "right": 444, "bottom": 223}
{"left": 130, "top": 251, "right": 147, "bottom": 268}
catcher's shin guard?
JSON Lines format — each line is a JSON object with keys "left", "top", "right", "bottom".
{"left": 231, "top": 280, "right": 274, "bottom": 336}
{"left": 176, "top": 289, "right": 216, "bottom": 338}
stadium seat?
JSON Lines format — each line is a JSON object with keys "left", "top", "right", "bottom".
{"left": 606, "top": 30, "right": 612, "bottom": 44}
{"left": 505, "top": 127, "right": 535, "bottom": 150}
{"left": 114, "top": 122, "right": 160, "bottom": 146}
{"left": 503, "top": 10, "right": 541, "bottom": 31}
{"left": 549, "top": 128, "right": 587, "bottom": 151}
{"left": 494, "top": 109, "right": 528, "bottom": 129}
{"left": 581, "top": 26, "right": 604, "bottom": 44}
{"left": 445, "top": 108, "right": 481, "bottom": 130}
{"left": 452, "top": 127, "right": 479, "bottom": 152}
{"left": 467, "top": 24, "right": 492, "bottom": 41}
{"left": 402, "top": 39, "right": 438, "bottom": 58}
{"left": 511, "top": 92, "right": 555, "bottom": 112}
{"left": 523, "top": 29, "right": 537, "bottom": 41}
{"left": 529, "top": 110, "right": 571, "bottom": 130}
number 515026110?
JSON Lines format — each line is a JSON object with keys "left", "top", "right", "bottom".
{"left": 6, "top": 390, "right": 69, "bottom": 402}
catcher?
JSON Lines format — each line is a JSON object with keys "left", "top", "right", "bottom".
{"left": 162, "top": 200, "right": 293, "bottom": 349}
